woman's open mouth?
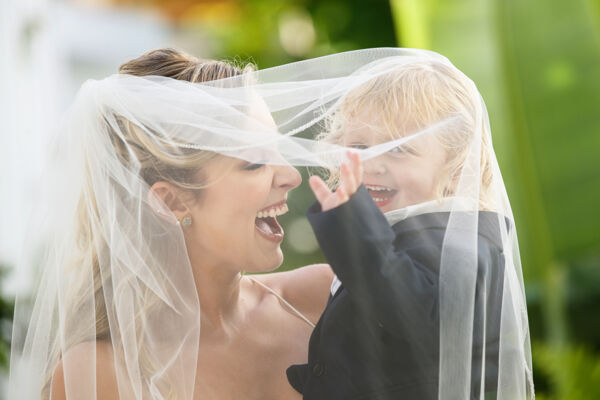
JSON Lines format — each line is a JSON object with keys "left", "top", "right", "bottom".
{"left": 255, "top": 202, "right": 288, "bottom": 243}
{"left": 365, "top": 184, "right": 397, "bottom": 208}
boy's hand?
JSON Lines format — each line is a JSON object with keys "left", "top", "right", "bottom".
{"left": 309, "top": 151, "right": 363, "bottom": 212}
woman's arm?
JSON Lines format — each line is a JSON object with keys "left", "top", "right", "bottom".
{"left": 51, "top": 341, "right": 120, "bottom": 400}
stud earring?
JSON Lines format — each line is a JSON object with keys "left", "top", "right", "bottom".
{"left": 181, "top": 216, "right": 192, "bottom": 227}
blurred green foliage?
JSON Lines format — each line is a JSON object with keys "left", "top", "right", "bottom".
{"left": 187, "top": 0, "right": 396, "bottom": 68}
{"left": 533, "top": 342, "right": 600, "bottom": 399}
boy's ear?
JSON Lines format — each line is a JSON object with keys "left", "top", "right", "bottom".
{"left": 147, "top": 181, "right": 189, "bottom": 223}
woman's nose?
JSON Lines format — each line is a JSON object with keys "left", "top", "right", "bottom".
{"left": 273, "top": 164, "right": 302, "bottom": 191}
{"left": 363, "top": 156, "right": 387, "bottom": 175}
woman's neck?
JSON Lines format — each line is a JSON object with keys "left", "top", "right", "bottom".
{"left": 191, "top": 264, "right": 249, "bottom": 340}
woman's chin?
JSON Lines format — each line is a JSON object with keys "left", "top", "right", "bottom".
{"left": 247, "top": 249, "right": 284, "bottom": 273}
{"left": 268, "top": 249, "right": 284, "bottom": 270}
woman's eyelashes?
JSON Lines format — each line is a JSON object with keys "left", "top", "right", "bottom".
{"left": 243, "top": 161, "right": 266, "bottom": 171}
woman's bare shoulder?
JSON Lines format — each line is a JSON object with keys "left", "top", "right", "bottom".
{"left": 51, "top": 341, "right": 119, "bottom": 400}
{"left": 252, "top": 264, "right": 334, "bottom": 324}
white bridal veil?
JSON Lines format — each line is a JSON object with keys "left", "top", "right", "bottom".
{"left": 9, "top": 48, "right": 533, "bottom": 399}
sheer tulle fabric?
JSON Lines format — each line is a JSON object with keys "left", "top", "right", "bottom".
{"left": 9, "top": 48, "right": 533, "bottom": 399}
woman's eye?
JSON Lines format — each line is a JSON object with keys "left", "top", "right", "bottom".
{"left": 349, "top": 143, "right": 368, "bottom": 150}
{"left": 244, "top": 162, "right": 265, "bottom": 171}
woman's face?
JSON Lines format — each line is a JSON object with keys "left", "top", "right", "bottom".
{"left": 342, "top": 112, "right": 447, "bottom": 213}
{"left": 184, "top": 156, "right": 301, "bottom": 273}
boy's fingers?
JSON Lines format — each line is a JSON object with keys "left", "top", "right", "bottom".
{"left": 309, "top": 175, "right": 332, "bottom": 204}
{"left": 346, "top": 151, "right": 361, "bottom": 182}
{"left": 345, "top": 150, "right": 362, "bottom": 188}
{"left": 336, "top": 186, "right": 348, "bottom": 203}
{"left": 351, "top": 152, "right": 363, "bottom": 183}
{"left": 341, "top": 161, "right": 357, "bottom": 195}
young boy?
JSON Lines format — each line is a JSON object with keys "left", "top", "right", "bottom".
{"left": 287, "top": 59, "right": 516, "bottom": 399}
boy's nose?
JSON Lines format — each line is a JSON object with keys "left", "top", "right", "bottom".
{"left": 363, "top": 156, "right": 387, "bottom": 175}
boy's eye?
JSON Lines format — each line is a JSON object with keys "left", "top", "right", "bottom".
{"left": 389, "top": 146, "right": 407, "bottom": 154}
{"left": 388, "top": 145, "right": 417, "bottom": 156}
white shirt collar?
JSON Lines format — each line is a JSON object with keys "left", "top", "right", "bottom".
{"left": 384, "top": 196, "right": 476, "bottom": 225}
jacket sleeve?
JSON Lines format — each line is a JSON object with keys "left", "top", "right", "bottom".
{"left": 306, "top": 185, "right": 439, "bottom": 335}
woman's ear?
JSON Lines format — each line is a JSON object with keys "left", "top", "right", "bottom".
{"left": 147, "top": 181, "right": 189, "bottom": 224}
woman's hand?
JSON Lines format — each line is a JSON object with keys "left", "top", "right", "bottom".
{"left": 309, "top": 151, "right": 363, "bottom": 212}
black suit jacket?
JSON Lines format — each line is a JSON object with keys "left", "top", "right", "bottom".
{"left": 287, "top": 186, "right": 505, "bottom": 400}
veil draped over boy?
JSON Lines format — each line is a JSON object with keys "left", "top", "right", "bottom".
{"left": 10, "top": 48, "right": 533, "bottom": 399}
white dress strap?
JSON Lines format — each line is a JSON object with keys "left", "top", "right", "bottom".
{"left": 247, "top": 276, "right": 316, "bottom": 328}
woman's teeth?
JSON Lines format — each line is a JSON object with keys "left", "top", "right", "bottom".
{"left": 256, "top": 204, "right": 288, "bottom": 219}
{"left": 255, "top": 203, "right": 286, "bottom": 243}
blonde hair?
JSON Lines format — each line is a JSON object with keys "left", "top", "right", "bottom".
{"left": 320, "top": 60, "right": 495, "bottom": 210}
{"left": 43, "top": 48, "right": 251, "bottom": 399}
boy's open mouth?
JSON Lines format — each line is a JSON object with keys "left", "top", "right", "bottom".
{"left": 365, "top": 184, "right": 397, "bottom": 208}
{"left": 255, "top": 202, "right": 288, "bottom": 243}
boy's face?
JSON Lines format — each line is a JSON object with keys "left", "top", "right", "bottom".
{"left": 342, "top": 112, "right": 447, "bottom": 213}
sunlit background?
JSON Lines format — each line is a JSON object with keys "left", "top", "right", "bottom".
{"left": 1, "top": 0, "right": 599, "bottom": 398}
